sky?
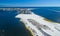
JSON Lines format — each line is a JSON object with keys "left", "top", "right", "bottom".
{"left": 0, "top": 0, "right": 60, "bottom": 7}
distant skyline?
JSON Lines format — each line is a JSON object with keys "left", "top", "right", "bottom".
{"left": 0, "top": 0, "right": 60, "bottom": 7}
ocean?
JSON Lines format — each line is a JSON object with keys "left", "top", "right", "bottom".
{"left": 0, "top": 10, "right": 32, "bottom": 36}
{"left": 0, "top": 7, "right": 60, "bottom": 36}
{"left": 32, "top": 7, "right": 60, "bottom": 23}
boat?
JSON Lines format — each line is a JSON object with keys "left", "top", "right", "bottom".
{"left": 16, "top": 8, "right": 60, "bottom": 36}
